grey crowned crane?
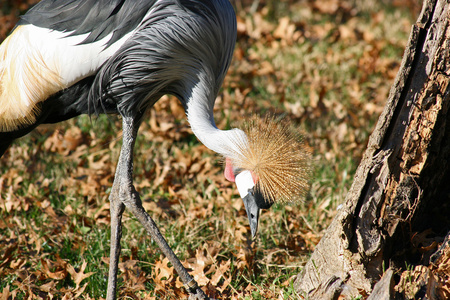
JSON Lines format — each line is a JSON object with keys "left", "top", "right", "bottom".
{"left": 0, "top": 0, "right": 310, "bottom": 299}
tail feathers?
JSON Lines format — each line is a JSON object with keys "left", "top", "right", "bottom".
{"left": 0, "top": 26, "right": 63, "bottom": 132}
{"left": 0, "top": 103, "right": 42, "bottom": 132}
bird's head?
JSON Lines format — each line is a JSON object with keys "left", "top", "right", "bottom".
{"left": 223, "top": 115, "right": 311, "bottom": 238}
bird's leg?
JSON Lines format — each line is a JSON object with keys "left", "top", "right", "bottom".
{"left": 106, "top": 205, "right": 125, "bottom": 298}
{"left": 125, "top": 194, "right": 208, "bottom": 300}
{"left": 106, "top": 175, "right": 125, "bottom": 300}
{"left": 108, "top": 116, "right": 208, "bottom": 300}
{"left": 106, "top": 127, "right": 132, "bottom": 300}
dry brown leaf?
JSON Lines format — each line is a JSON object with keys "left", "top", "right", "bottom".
{"left": 210, "top": 259, "right": 231, "bottom": 288}
{"left": 153, "top": 257, "right": 174, "bottom": 284}
{"left": 184, "top": 248, "right": 214, "bottom": 286}
{"left": 66, "top": 260, "right": 95, "bottom": 290}
{"left": 38, "top": 280, "right": 57, "bottom": 293}
{"left": 0, "top": 284, "right": 10, "bottom": 300}
{"left": 41, "top": 258, "right": 68, "bottom": 280}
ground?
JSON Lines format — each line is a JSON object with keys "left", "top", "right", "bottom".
{"left": 0, "top": 0, "right": 418, "bottom": 299}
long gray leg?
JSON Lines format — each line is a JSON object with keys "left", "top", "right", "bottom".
{"left": 106, "top": 116, "right": 207, "bottom": 300}
{"left": 105, "top": 177, "right": 125, "bottom": 299}
{"left": 106, "top": 123, "right": 130, "bottom": 300}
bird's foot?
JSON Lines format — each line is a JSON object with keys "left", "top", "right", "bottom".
{"left": 187, "top": 288, "right": 209, "bottom": 300}
{"left": 185, "top": 279, "right": 209, "bottom": 299}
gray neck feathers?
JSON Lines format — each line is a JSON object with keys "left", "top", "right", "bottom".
{"left": 90, "top": 0, "right": 242, "bottom": 158}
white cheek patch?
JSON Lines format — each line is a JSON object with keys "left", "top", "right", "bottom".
{"left": 235, "top": 170, "right": 255, "bottom": 199}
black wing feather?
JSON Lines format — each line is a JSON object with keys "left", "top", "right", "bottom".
{"left": 18, "top": 0, "right": 156, "bottom": 47}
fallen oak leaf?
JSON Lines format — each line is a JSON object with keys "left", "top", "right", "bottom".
{"left": 185, "top": 248, "right": 212, "bottom": 286}
{"left": 73, "top": 282, "right": 90, "bottom": 299}
{"left": 189, "top": 263, "right": 209, "bottom": 287}
{"left": 0, "top": 284, "right": 11, "bottom": 299}
{"left": 66, "top": 260, "right": 95, "bottom": 290}
{"left": 41, "top": 258, "right": 67, "bottom": 280}
{"left": 210, "top": 260, "right": 231, "bottom": 287}
{"left": 119, "top": 259, "right": 147, "bottom": 291}
{"left": 0, "top": 242, "right": 18, "bottom": 269}
{"left": 153, "top": 257, "right": 174, "bottom": 284}
{"left": 38, "top": 280, "right": 57, "bottom": 293}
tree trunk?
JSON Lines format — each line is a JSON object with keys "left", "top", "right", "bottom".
{"left": 294, "top": 0, "right": 450, "bottom": 298}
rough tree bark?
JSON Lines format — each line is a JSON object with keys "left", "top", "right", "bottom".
{"left": 294, "top": 0, "right": 450, "bottom": 299}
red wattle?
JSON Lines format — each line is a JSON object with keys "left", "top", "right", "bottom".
{"left": 224, "top": 157, "right": 235, "bottom": 182}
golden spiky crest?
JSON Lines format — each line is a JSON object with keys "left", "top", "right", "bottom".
{"left": 231, "top": 114, "right": 312, "bottom": 204}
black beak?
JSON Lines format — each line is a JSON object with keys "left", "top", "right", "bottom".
{"left": 242, "top": 188, "right": 260, "bottom": 238}
{"left": 242, "top": 188, "right": 273, "bottom": 238}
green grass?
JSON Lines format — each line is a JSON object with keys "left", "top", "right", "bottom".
{"left": 0, "top": 1, "right": 417, "bottom": 299}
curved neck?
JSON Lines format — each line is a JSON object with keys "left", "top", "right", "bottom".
{"left": 185, "top": 81, "right": 247, "bottom": 159}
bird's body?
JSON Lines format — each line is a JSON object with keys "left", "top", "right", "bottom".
{"left": 0, "top": 0, "right": 237, "bottom": 156}
{"left": 0, "top": 0, "right": 310, "bottom": 299}
{"left": 0, "top": 0, "right": 151, "bottom": 131}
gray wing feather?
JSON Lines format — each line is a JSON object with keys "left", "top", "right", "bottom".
{"left": 18, "top": 0, "right": 156, "bottom": 47}
{"left": 89, "top": 0, "right": 236, "bottom": 117}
